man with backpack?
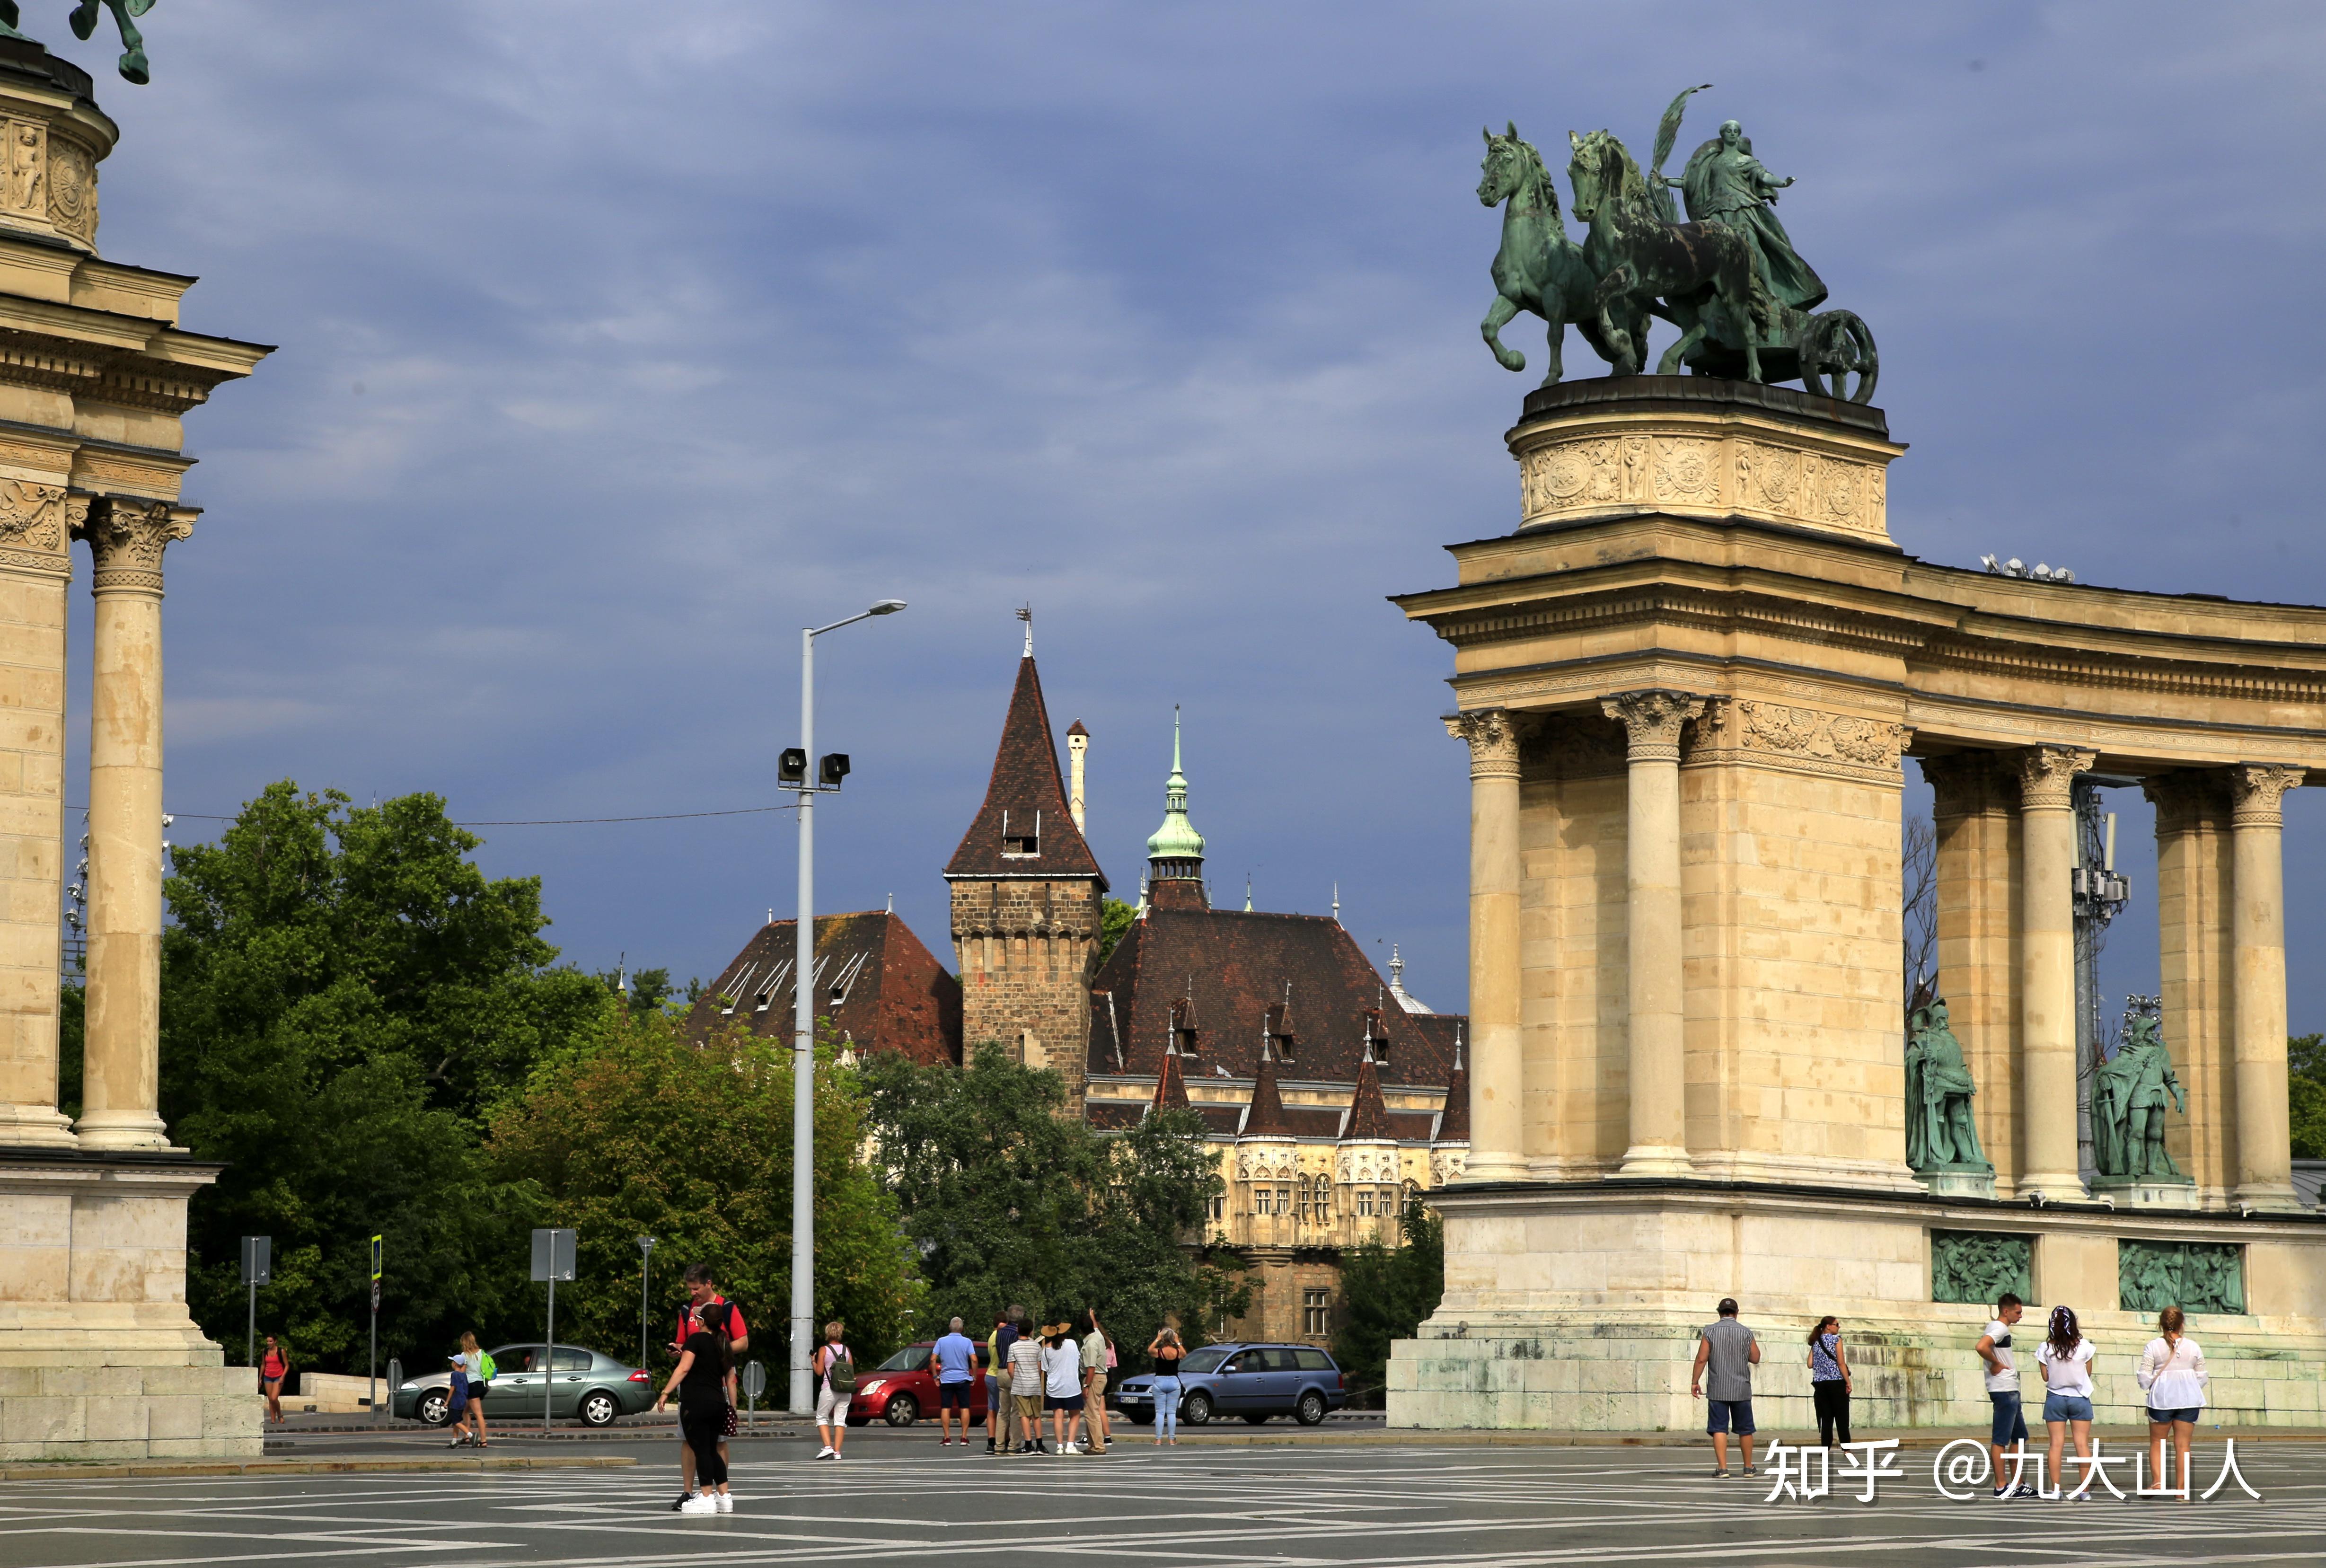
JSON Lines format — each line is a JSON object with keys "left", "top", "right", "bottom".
{"left": 985, "top": 1308, "right": 1022, "bottom": 1455}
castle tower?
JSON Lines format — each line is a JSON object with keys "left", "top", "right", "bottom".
{"left": 1145, "top": 706, "right": 1207, "bottom": 911}
{"left": 945, "top": 653, "right": 1107, "bottom": 1112}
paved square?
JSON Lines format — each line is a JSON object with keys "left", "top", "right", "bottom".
{"left": 2, "top": 1439, "right": 2320, "bottom": 1568}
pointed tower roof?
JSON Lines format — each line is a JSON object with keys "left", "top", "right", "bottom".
{"left": 1145, "top": 707, "right": 1207, "bottom": 863}
{"left": 1148, "top": 1036, "right": 1191, "bottom": 1113}
{"left": 944, "top": 657, "right": 1107, "bottom": 887}
{"left": 1437, "top": 1020, "right": 1470, "bottom": 1144}
{"left": 1240, "top": 1017, "right": 1293, "bottom": 1137}
{"left": 1343, "top": 1013, "right": 1393, "bottom": 1140}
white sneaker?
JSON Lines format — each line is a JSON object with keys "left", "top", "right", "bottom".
{"left": 714, "top": 1493, "right": 734, "bottom": 1514}
{"left": 815, "top": 1445, "right": 834, "bottom": 1459}
{"left": 678, "top": 1494, "right": 718, "bottom": 1515}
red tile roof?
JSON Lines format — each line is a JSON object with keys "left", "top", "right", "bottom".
{"left": 943, "top": 658, "right": 1106, "bottom": 887}
{"left": 1345, "top": 1024, "right": 1392, "bottom": 1140}
{"left": 684, "top": 910, "right": 961, "bottom": 1066}
{"left": 1437, "top": 1022, "right": 1470, "bottom": 1143}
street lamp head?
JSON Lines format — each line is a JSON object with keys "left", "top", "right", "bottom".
{"left": 869, "top": 599, "right": 907, "bottom": 615}
{"left": 637, "top": 1235, "right": 655, "bottom": 1253}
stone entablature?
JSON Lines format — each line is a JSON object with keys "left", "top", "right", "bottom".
{"left": 1508, "top": 377, "right": 1904, "bottom": 545}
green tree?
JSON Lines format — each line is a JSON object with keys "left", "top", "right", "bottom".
{"left": 2291, "top": 1033, "right": 2326, "bottom": 1160}
{"left": 161, "top": 783, "right": 611, "bottom": 1372}
{"left": 1099, "top": 898, "right": 1138, "bottom": 963}
{"left": 1332, "top": 1204, "right": 1444, "bottom": 1409}
{"left": 485, "top": 1011, "right": 921, "bottom": 1371}
{"left": 858, "top": 1046, "right": 1224, "bottom": 1365}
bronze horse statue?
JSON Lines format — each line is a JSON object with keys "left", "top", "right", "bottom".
{"left": 1476, "top": 123, "right": 1615, "bottom": 385}
{"left": 1566, "top": 127, "right": 1767, "bottom": 383}
{"left": 0, "top": 0, "right": 156, "bottom": 83}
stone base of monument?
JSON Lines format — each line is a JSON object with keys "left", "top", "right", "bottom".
{"left": 0, "top": 1154, "right": 261, "bottom": 1461}
{"left": 1385, "top": 1183, "right": 2326, "bottom": 1432}
{"left": 1915, "top": 1168, "right": 1997, "bottom": 1200}
{"left": 2092, "top": 1176, "right": 2200, "bottom": 1211}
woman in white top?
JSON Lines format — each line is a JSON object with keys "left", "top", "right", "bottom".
{"left": 1040, "top": 1326, "right": 1085, "bottom": 1455}
{"left": 2037, "top": 1304, "right": 2097, "bottom": 1498}
{"left": 2139, "top": 1306, "right": 2207, "bottom": 1497}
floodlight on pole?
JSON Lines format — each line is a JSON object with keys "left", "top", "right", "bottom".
{"left": 789, "top": 598, "right": 905, "bottom": 1413}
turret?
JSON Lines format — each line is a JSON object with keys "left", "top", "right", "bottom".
{"left": 1145, "top": 706, "right": 1207, "bottom": 910}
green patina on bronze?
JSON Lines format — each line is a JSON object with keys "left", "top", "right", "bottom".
{"left": 2093, "top": 1012, "right": 2192, "bottom": 1182}
{"left": 2121, "top": 1240, "right": 2245, "bottom": 1316}
{"left": 1932, "top": 1231, "right": 2031, "bottom": 1307}
{"left": 0, "top": 1, "right": 156, "bottom": 84}
{"left": 1476, "top": 88, "right": 1877, "bottom": 402}
{"left": 1905, "top": 997, "right": 1992, "bottom": 1176}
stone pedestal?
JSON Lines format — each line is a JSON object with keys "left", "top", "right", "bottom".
{"left": 0, "top": 39, "right": 267, "bottom": 1461}
{"left": 1917, "top": 1168, "right": 1997, "bottom": 1200}
{"left": 2093, "top": 1177, "right": 2200, "bottom": 1211}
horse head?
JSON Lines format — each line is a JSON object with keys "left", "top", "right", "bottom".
{"left": 1566, "top": 128, "right": 1647, "bottom": 224}
{"left": 1478, "top": 121, "right": 1554, "bottom": 215}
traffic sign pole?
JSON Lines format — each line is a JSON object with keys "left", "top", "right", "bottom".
{"left": 368, "top": 1234, "right": 383, "bottom": 1423}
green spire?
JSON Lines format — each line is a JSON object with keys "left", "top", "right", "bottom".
{"left": 1145, "top": 705, "right": 1207, "bottom": 870}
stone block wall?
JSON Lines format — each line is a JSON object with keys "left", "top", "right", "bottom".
{"left": 952, "top": 877, "right": 1100, "bottom": 1113}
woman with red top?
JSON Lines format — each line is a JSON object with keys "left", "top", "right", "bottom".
{"left": 259, "top": 1336, "right": 290, "bottom": 1425}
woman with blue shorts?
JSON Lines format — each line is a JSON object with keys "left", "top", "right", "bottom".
{"left": 2139, "top": 1306, "right": 2206, "bottom": 1498}
{"left": 2037, "top": 1305, "right": 2096, "bottom": 1498}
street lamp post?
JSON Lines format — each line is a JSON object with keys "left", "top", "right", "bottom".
{"left": 789, "top": 599, "right": 906, "bottom": 1414}
{"left": 635, "top": 1234, "right": 655, "bottom": 1372}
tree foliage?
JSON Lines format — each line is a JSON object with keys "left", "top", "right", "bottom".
{"left": 1099, "top": 898, "right": 1138, "bottom": 964}
{"left": 485, "top": 1013, "right": 920, "bottom": 1373}
{"left": 2291, "top": 1033, "right": 2326, "bottom": 1161}
{"left": 858, "top": 1046, "right": 1228, "bottom": 1365}
{"left": 1332, "top": 1203, "right": 1444, "bottom": 1409}
{"left": 161, "top": 783, "right": 611, "bottom": 1372}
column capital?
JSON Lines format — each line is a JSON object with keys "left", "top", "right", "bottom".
{"left": 1444, "top": 708, "right": 1521, "bottom": 780}
{"left": 73, "top": 495, "right": 194, "bottom": 594}
{"left": 2141, "top": 769, "right": 2226, "bottom": 835}
{"left": 2013, "top": 745, "right": 2096, "bottom": 811}
{"left": 1920, "top": 752, "right": 2003, "bottom": 819}
{"left": 1599, "top": 689, "right": 1706, "bottom": 763}
{"left": 2228, "top": 764, "right": 2305, "bottom": 829}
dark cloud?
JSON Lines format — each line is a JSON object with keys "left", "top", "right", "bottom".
{"left": 47, "top": 1, "right": 2326, "bottom": 1025}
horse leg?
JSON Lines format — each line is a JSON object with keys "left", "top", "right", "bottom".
{"left": 1657, "top": 315, "right": 1705, "bottom": 376}
{"left": 1481, "top": 292, "right": 1525, "bottom": 373}
{"left": 1594, "top": 268, "right": 1639, "bottom": 376}
{"left": 1541, "top": 316, "right": 1565, "bottom": 386}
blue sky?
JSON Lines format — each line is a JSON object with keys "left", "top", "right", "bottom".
{"left": 47, "top": 2, "right": 2326, "bottom": 1026}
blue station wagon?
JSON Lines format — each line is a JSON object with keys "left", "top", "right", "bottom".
{"left": 1112, "top": 1341, "right": 1347, "bottom": 1427}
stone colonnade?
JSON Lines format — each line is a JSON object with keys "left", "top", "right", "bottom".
{"left": 0, "top": 495, "right": 189, "bottom": 1154}
{"left": 1448, "top": 702, "right": 2306, "bottom": 1213}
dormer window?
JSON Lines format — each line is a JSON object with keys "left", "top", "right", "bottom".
{"left": 1001, "top": 809, "right": 1040, "bottom": 857}
{"left": 1171, "top": 996, "right": 1200, "bottom": 1059}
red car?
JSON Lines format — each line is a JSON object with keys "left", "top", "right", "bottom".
{"left": 846, "top": 1341, "right": 992, "bottom": 1428}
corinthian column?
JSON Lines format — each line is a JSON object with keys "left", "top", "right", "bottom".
{"left": 1445, "top": 708, "right": 1524, "bottom": 1181}
{"left": 1602, "top": 690, "right": 1705, "bottom": 1177}
{"left": 73, "top": 497, "right": 189, "bottom": 1151}
{"left": 2228, "top": 764, "right": 2305, "bottom": 1211}
{"left": 2015, "top": 745, "right": 2095, "bottom": 1198}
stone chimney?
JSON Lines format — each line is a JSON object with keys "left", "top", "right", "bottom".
{"left": 1066, "top": 720, "right": 1088, "bottom": 835}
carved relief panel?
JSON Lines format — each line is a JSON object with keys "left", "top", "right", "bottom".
{"left": 1512, "top": 419, "right": 1894, "bottom": 543}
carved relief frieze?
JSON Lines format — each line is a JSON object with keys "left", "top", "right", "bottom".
{"left": 1652, "top": 436, "right": 1719, "bottom": 507}
{"left": 2, "top": 119, "right": 43, "bottom": 218}
{"left": 0, "top": 478, "right": 67, "bottom": 554}
{"left": 45, "top": 135, "right": 94, "bottom": 246}
{"left": 72, "top": 453, "right": 183, "bottom": 501}
{"left": 1695, "top": 697, "right": 1911, "bottom": 780}
{"left": 1510, "top": 415, "right": 1896, "bottom": 541}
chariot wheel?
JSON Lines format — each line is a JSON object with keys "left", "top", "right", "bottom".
{"left": 1797, "top": 309, "right": 1878, "bottom": 404}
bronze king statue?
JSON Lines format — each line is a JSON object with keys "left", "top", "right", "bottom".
{"left": 1479, "top": 85, "right": 1877, "bottom": 401}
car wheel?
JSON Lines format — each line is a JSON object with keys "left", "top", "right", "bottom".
{"left": 884, "top": 1393, "right": 919, "bottom": 1427}
{"left": 1181, "top": 1390, "right": 1213, "bottom": 1426}
{"left": 1126, "top": 1411, "right": 1154, "bottom": 1426}
{"left": 578, "top": 1391, "right": 619, "bottom": 1427}
{"left": 1295, "top": 1391, "right": 1328, "bottom": 1427}
{"left": 416, "top": 1390, "right": 450, "bottom": 1427}
{"left": 1241, "top": 1411, "right": 1270, "bottom": 1424}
